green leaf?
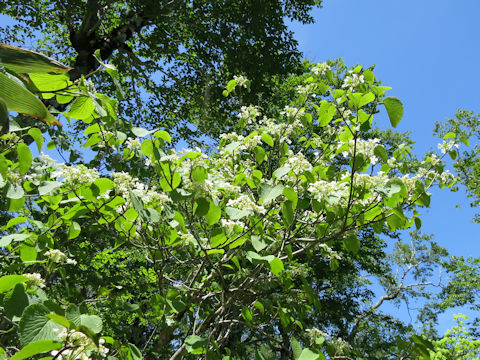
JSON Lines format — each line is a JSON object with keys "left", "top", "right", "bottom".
{"left": 282, "top": 200, "right": 294, "bottom": 226}
{"left": 261, "top": 133, "right": 274, "bottom": 147}
{"left": 210, "top": 227, "right": 227, "bottom": 248}
{"left": 205, "top": 202, "right": 221, "bottom": 225}
{"left": 27, "top": 128, "right": 44, "bottom": 152}
{"left": 132, "top": 127, "right": 157, "bottom": 137}
{"left": 154, "top": 130, "right": 171, "bottom": 143}
{"left": 38, "top": 181, "right": 62, "bottom": 196}
{"left": 0, "top": 42, "right": 70, "bottom": 74}
{"left": 44, "top": 314, "right": 71, "bottom": 329}
{"left": 128, "top": 343, "right": 143, "bottom": 360}
{"left": 0, "top": 275, "right": 28, "bottom": 293}
{"left": 251, "top": 235, "right": 267, "bottom": 252}
{"left": 0, "top": 97, "right": 8, "bottom": 134}
{"left": 269, "top": 257, "right": 284, "bottom": 276}
{"left": 282, "top": 187, "right": 298, "bottom": 209}
{"left": 192, "top": 166, "right": 208, "bottom": 183}
{"left": 383, "top": 96, "right": 404, "bottom": 127}
{"left": 65, "top": 305, "right": 102, "bottom": 333}
{"left": 259, "top": 184, "right": 284, "bottom": 204}
{"left": 0, "top": 73, "right": 60, "bottom": 126}
{"left": 227, "top": 79, "right": 237, "bottom": 92}
{"left": 254, "top": 146, "right": 265, "bottom": 165}
{"left": 374, "top": 145, "right": 388, "bottom": 163}
{"left": 64, "top": 96, "right": 95, "bottom": 120}
{"left": 254, "top": 301, "right": 264, "bottom": 315}
{"left": 4, "top": 284, "right": 28, "bottom": 318}
{"left": 291, "top": 337, "right": 302, "bottom": 360}
{"left": 29, "top": 73, "right": 71, "bottom": 94}
{"left": 91, "top": 178, "right": 115, "bottom": 195}
{"left": 10, "top": 340, "right": 62, "bottom": 360}
{"left": 226, "top": 206, "right": 250, "bottom": 220}
{"left": 17, "top": 142, "right": 32, "bottom": 175}
{"left": 241, "top": 306, "right": 253, "bottom": 323}
{"left": 20, "top": 244, "right": 37, "bottom": 262}
{"left": 298, "top": 348, "right": 321, "bottom": 360}
{"left": 68, "top": 221, "right": 81, "bottom": 239}
{"left": 194, "top": 197, "right": 210, "bottom": 217}
{"left": 318, "top": 101, "right": 336, "bottom": 126}
{"left": 343, "top": 234, "right": 361, "bottom": 254}
{"left": 0, "top": 233, "right": 31, "bottom": 247}
{"left": 18, "top": 304, "right": 64, "bottom": 346}
{"left": 185, "top": 335, "right": 207, "bottom": 354}
{"left": 141, "top": 139, "right": 153, "bottom": 158}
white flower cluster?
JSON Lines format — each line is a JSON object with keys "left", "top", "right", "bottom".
{"left": 238, "top": 105, "right": 261, "bottom": 124}
{"left": 221, "top": 218, "right": 244, "bottom": 233}
{"left": 308, "top": 180, "right": 349, "bottom": 205}
{"left": 124, "top": 137, "right": 141, "bottom": 150}
{"left": 311, "top": 62, "right": 331, "bottom": 76}
{"left": 227, "top": 194, "right": 266, "bottom": 214}
{"left": 44, "top": 249, "right": 77, "bottom": 265}
{"left": 53, "top": 164, "right": 100, "bottom": 184}
{"left": 438, "top": 140, "right": 459, "bottom": 154}
{"left": 112, "top": 172, "right": 170, "bottom": 206}
{"left": 296, "top": 84, "right": 315, "bottom": 96}
{"left": 281, "top": 106, "right": 305, "bottom": 122}
{"left": 282, "top": 151, "right": 313, "bottom": 177}
{"left": 51, "top": 329, "right": 109, "bottom": 359}
{"left": 342, "top": 138, "right": 381, "bottom": 165}
{"left": 233, "top": 75, "right": 249, "bottom": 88}
{"left": 23, "top": 273, "right": 45, "bottom": 288}
{"left": 342, "top": 72, "right": 365, "bottom": 91}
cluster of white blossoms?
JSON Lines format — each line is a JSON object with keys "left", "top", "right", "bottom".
{"left": 296, "top": 84, "right": 315, "bottom": 96}
{"left": 238, "top": 105, "right": 261, "bottom": 124}
{"left": 342, "top": 138, "right": 381, "bottom": 165}
{"left": 227, "top": 194, "right": 266, "bottom": 214}
{"left": 233, "top": 75, "right": 249, "bottom": 88}
{"left": 53, "top": 164, "right": 100, "bottom": 184}
{"left": 221, "top": 218, "right": 244, "bottom": 233}
{"left": 308, "top": 179, "right": 349, "bottom": 205}
{"left": 438, "top": 140, "right": 459, "bottom": 154}
{"left": 280, "top": 151, "right": 313, "bottom": 178}
{"left": 281, "top": 106, "right": 305, "bottom": 122}
{"left": 111, "top": 172, "right": 170, "bottom": 205}
{"left": 124, "top": 137, "right": 141, "bottom": 150}
{"left": 311, "top": 62, "right": 331, "bottom": 76}
{"left": 342, "top": 72, "right": 365, "bottom": 92}
{"left": 23, "top": 273, "right": 45, "bottom": 288}
{"left": 51, "top": 329, "right": 109, "bottom": 359}
{"left": 44, "top": 249, "right": 77, "bottom": 265}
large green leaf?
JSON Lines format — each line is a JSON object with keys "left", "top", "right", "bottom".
{"left": 0, "top": 73, "right": 60, "bottom": 126}
{"left": 259, "top": 183, "right": 284, "bottom": 204}
{"left": 10, "top": 340, "right": 61, "bottom": 360}
{"left": 18, "top": 304, "right": 64, "bottom": 346}
{"left": 383, "top": 96, "right": 404, "bottom": 128}
{"left": 0, "top": 42, "right": 71, "bottom": 74}
{"left": 0, "top": 97, "right": 8, "bottom": 134}
{"left": 65, "top": 305, "right": 103, "bottom": 333}
{"left": 0, "top": 275, "right": 28, "bottom": 293}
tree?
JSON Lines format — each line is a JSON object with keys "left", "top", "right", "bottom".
{"left": 0, "top": 43, "right": 457, "bottom": 359}
{"left": 0, "top": 0, "right": 323, "bottom": 144}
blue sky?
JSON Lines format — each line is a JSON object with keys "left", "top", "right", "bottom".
{"left": 289, "top": 0, "right": 480, "bottom": 331}
{"left": 289, "top": 0, "right": 480, "bottom": 255}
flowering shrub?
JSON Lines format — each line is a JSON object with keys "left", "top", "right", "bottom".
{"left": 0, "top": 48, "right": 459, "bottom": 359}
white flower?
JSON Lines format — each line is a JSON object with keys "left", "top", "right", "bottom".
{"left": 342, "top": 73, "right": 365, "bottom": 91}
{"left": 233, "top": 75, "right": 249, "bottom": 88}
{"left": 227, "top": 194, "right": 266, "bottom": 214}
{"left": 438, "top": 140, "right": 459, "bottom": 154}
{"left": 125, "top": 137, "right": 141, "bottom": 150}
{"left": 53, "top": 164, "right": 100, "bottom": 184}
{"left": 238, "top": 105, "right": 261, "bottom": 124}
{"left": 23, "top": 273, "right": 46, "bottom": 288}
{"left": 311, "top": 62, "right": 331, "bottom": 76}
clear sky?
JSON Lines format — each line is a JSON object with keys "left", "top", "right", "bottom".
{"left": 289, "top": 0, "right": 480, "bottom": 332}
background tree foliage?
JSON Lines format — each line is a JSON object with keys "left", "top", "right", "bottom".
{"left": 0, "top": 0, "right": 322, "bottom": 143}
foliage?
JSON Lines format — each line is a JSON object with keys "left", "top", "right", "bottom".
{"left": 0, "top": 0, "right": 323, "bottom": 144}
{"left": 0, "top": 43, "right": 458, "bottom": 359}
{"left": 430, "top": 314, "right": 480, "bottom": 359}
